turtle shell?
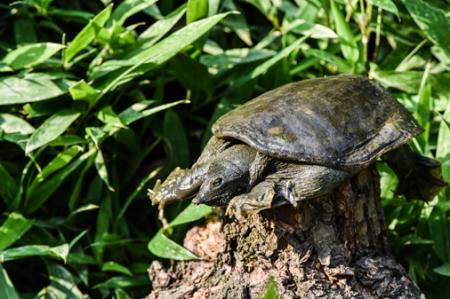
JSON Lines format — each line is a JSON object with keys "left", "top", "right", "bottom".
{"left": 212, "top": 75, "right": 422, "bottom": 169}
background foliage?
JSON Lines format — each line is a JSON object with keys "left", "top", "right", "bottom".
{"left": 0, "top": 0, "right": 449, "bottom": 297}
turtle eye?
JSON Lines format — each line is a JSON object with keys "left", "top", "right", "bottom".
{"left": 211, "top": 177, "right": 223, "bottom": 188}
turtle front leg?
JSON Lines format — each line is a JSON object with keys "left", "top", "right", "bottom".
{"left": 226, "top": 181, "right": 277, "bottom": 219}
{"left": 149, "top": 163, "right": 208, "bottom": 206}
{"left": 226, "top": 163, "right": 353, "bottom": 218}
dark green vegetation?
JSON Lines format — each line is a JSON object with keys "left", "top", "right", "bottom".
{"left": 0, "top": 0, "right": 448, "bottom": 297}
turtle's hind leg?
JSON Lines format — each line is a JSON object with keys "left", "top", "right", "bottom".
{"left": 383, "top": 145, "right": 447, "bottom": 201}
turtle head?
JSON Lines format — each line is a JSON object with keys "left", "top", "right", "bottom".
{"left": 149, "top": 166, "right": 206, "bottom": 206}
{"left": 192, "top": 144, "right": 255, "bottom": 206}
{"left": 192, "top": 160, "right": 249, "bottom": 206}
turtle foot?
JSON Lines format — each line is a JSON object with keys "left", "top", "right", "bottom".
{"left": 226, "top": 187, "right": 276, "bottom": 220}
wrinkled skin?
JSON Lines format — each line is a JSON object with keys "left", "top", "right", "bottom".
{"left": 149, "top": 75, "right": 447, "bottom": 216}
{"left": 150, "top": 142, "right": 258, "bottom": 207}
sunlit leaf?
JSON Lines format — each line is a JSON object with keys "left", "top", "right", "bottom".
{"left": 26, "top": 108, "right": 81, "bottom": 154}
{"left": 2, "top": 42, "right": 64, "bottom": 70}
{"left": 0, "top": 74, "right": 72, "bottom": 106}
{"left": 0, "top": 113, "right": 34, "bottom": 134}
{"left": 148, "top": 231, "right": 199, "bottom": 260}
{"left": 111, "top": 0, "right": 158, "bottom": 26}
{"left": 368, "top": 0, "right": 398, "bottom": 16}
{"left": 0, "top": 213, "right": 33, "bottom": 251}
{"left": 64, "top": 4, "right": 113, "bottom": 63}
{"left": 0, "top": 244, "right": 69, "bottom": 263}
{"left": 90, "top": 12, "right": 232, "bottom": 80}
{"left": 330, "top": 0, "right": 359, "bottom": 64}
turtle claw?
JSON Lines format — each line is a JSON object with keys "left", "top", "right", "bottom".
{"left": 226, "top": 187, "right": 276, "bottom": 220}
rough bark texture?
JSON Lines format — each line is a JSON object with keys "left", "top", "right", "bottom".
{"left": 147, "top": 167, "right": 422, "bottom": 299}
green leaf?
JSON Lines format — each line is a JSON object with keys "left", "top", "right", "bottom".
{"left": 163, "top": 109, "right": 190, "bottom": 168}
{"left": 147, "top": 203, "right": 212, "bottom": 260}
{"left": 330, "top": 0, "right": 359, "bottom": 63}
{"left": 436, "top": 104, "right": 450, "bottom": 181}
{"left": 111, "top": 0, "right": 158, "bottom": 26}
{"left": 2, "top": 42, "right": 64, "bottom": 70}
{"left": 402, "top": 0, "right": 450, "bottom": 59}
{"left": 0, "top": 74, "right": 72, "bottom": 106}
{"left": 94, "top": 275, "right": 149, "bottom": 289}
{"left": 14, "top": 18, "right": 36, "bottom": 45}
{"left": 187, "top": 0, "right": 209, "bottom": 24}
{"left": 428, "top": 207, "right": 450, "bottom": 262}
{"left": 102, "top": 261, "right": 132, "bottom": 276}
{"left": 415, "top": 66, "right": 431, "bottom": 152}
{"left": 69, "top": 80, "right": 100, "bottom": 105}
{"left": 48, "top": 134, "right": 86, "bottom": 146}
{"left": 96, "top": 106, "right": 125, "bottom": 128}
{"left": 434, "top": 263, "right": 450, "bottom": 277}
{"left": 64, "top": 4, "right": 113, "bottom": 63}
{"left": 304, "top": 49, "right": 352, "bottom": 73}
{"left": 0, "top": 244, "right": 69, "bottom": 263}
{"left": 0, "top": 113, "right": 34, "bottom": 134}
{"left": 0, "top": 164, "right": 19, "bottom": 207}
{"left": 94, "top": 149, "right": 115, "bottom": 191}
{"left": 260, "top": 278, "right": 279, "bottom": 299}
{"left": 25, "top": 108, "right": 81, "bottom": 154}
{"left": 234, "top": 35, "right": 307, "bottom": 86}
{"left": 119, "top": 99, "right": 189, "bottom": 126}
{"left": 138, "top": 4, "right": 186, "bottom": 47}
{"left": 90, "top": 12, "right": 232, "bottom": 81}
{"left": 148, "top": 231, "right": 199, "bottom": 260}
{"left": 25, "top": 149, "right": 95, "bottom": 214}
{"left": 0, "top": 213, "right": 33, "bottom": 251}
{"left": 30, "top": 145, "right": 82, "bottom": 187}
{"left": 222, "top": 0, "right": 252, "bottom": 45}
{"left": 37, "top": 263, "right": 85, "bottom": 298}
{"left": 200, "top": 48, "right": 276, "bottom": 70}
{"left": 368, "top": 0, "right": 399, "bottom": 16}
{"left": 170, "top": 204, "right": 213, "bottom": 227}
{"left": 0, "top": 264, "right": 19, "bottom": 299}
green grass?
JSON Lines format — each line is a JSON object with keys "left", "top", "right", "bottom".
{"left": 0, "top": 0, "right": 449, "bottom": 298}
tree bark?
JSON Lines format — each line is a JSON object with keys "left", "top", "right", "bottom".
{"left": 147, "top": 167, "right": 422, "bottom": 299}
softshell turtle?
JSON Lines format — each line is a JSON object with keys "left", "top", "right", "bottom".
{"left": 149, "top": 75, "right": 446, "bottom": 217}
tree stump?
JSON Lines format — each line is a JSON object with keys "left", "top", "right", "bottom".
{"left": 147, "top": 167, "right": 422, "bottom": 298}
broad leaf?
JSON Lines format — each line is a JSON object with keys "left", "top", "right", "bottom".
{"left": 0, "top": 74, "right": 71, "bottom": 106}
{"left": 0, "top": 213, "right": 33, "bottom": 251}
{"left": 0, "top": 113, "right": 34, "bottom": 134}
{"left": 148, "top": 231, "right": 199, "bottom": 260}
{"left": 26, "top": 108, "right": 81, "bottom": 154}
{"left": 2, "top": 42, "right": 64, "bottom": 70}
